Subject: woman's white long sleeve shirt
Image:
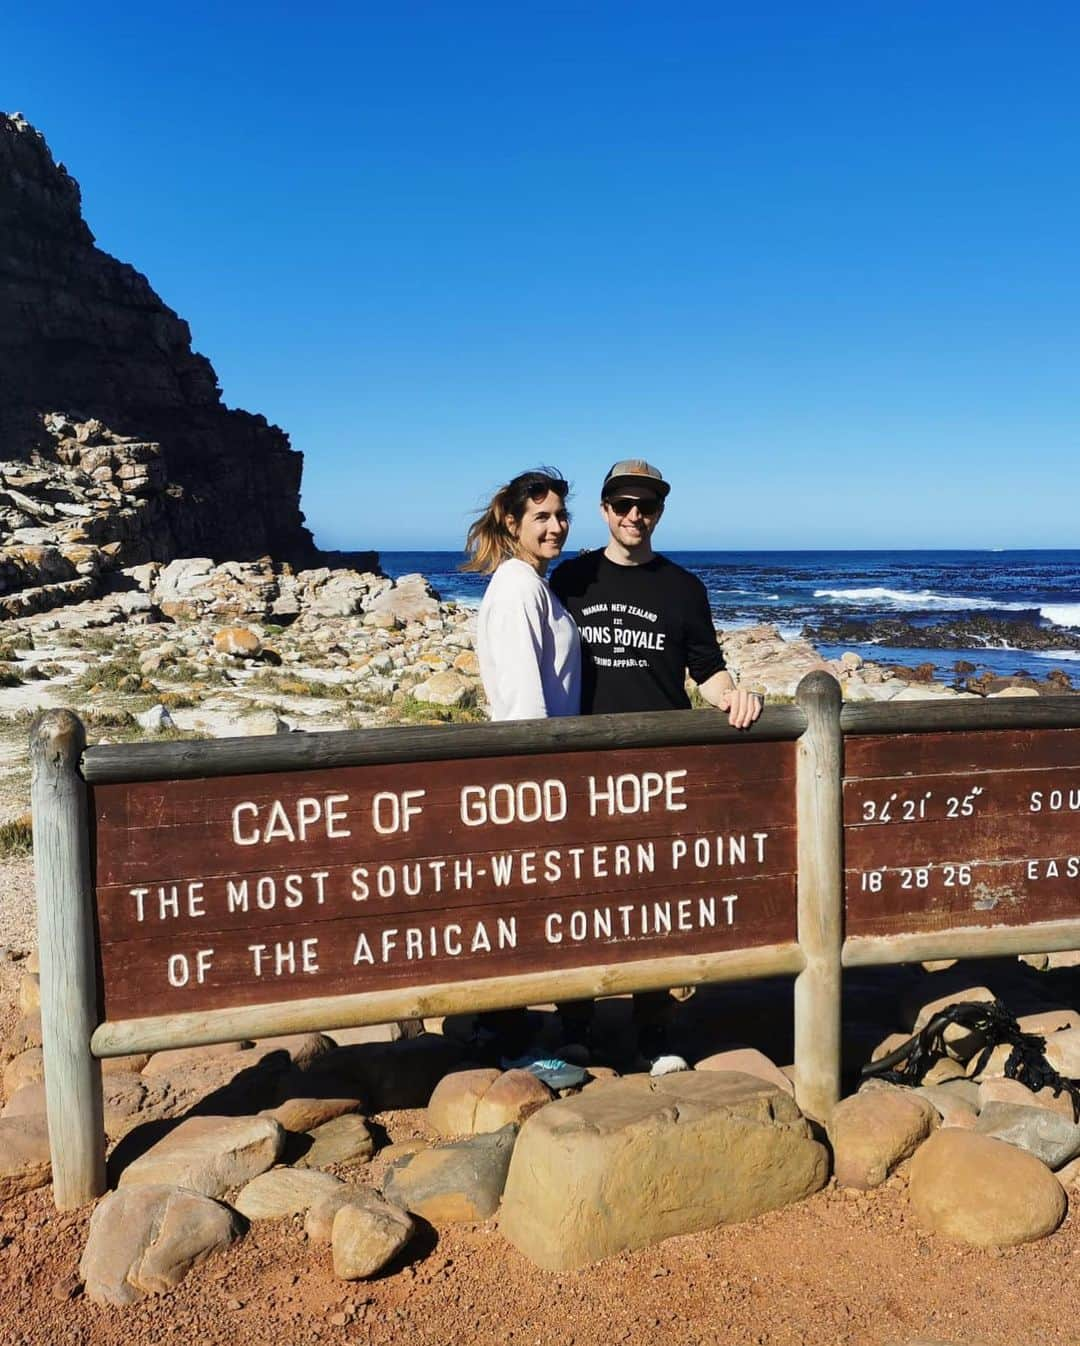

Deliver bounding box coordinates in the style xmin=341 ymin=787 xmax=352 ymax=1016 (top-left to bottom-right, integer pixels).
xmin=477 ymin=559 xmax=581 ymax=721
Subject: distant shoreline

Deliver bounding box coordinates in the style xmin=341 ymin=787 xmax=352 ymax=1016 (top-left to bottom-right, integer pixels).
xmin=378 ymin=549 xmax=1080 ymax=689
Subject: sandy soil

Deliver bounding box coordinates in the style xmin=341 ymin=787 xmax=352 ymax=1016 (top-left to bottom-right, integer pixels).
xmin=1 ymin=621 xmax=1076 ymax=1346
xmin=1 ymin=1115 xmax=1075 ymax=1346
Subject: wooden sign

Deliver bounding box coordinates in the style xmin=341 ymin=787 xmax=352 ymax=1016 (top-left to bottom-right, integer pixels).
xmin=92 ymin=741 xmax=798 ymax=1021
xmin=33 ymin=680 xmax=1080 ymax=1209
xmin=844 ymin=727 xmax=1080 ymax=939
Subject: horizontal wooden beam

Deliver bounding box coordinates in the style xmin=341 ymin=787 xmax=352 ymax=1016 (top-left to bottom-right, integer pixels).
xmin=89 ymin=941 xmax=806 ymax=1056
xmin=843 ymin=919 xmax=1080 ymax=967
xmin=840 ymin=695 xmax=1080 ymax=737
xmin=82 ymin=705 xmax=808 ymax=784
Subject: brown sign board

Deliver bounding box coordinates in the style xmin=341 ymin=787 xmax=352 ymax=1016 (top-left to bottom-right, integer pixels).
xmin=37 ymin=685 xmax=1080 ymax=1209
xmin=844 ymin=727 xmax=1080 ymax=938
xmin=91 ymin=741 xmax=798 ymax=1022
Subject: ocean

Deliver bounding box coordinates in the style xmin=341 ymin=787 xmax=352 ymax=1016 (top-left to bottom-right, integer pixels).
xmin=379 ymin=549 xmax=1080 ymax=688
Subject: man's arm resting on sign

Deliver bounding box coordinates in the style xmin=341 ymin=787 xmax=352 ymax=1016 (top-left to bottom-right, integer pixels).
xmin=697 ymin=669 xmax=763 ymax=729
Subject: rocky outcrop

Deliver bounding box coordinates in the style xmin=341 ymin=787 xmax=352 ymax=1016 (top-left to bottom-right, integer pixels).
xmin=804 ymin=614 xmax=1080 ymax=653
xmin=0 ymin=113 xmax=364 ymax=589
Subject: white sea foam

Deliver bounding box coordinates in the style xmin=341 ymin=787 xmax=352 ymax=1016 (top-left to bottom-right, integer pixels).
xmin=714 ymin=588 xmax=781 ymax=600
xmin=1030 ymin=648 xmax=1080 ymax=662
xmin=1041 ymin=604 xmax=1080 ymax=628
xmin=813 ymin=586 xmax=1031 ymax=612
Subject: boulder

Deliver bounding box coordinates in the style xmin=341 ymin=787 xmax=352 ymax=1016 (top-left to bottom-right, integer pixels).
xmin=304 ymin=572 xmax=374 ymax=618
xmin=912 ymin=1085 xmax=978 ymax=1130
xmin=79 ymin=1185 xmax=243 ymax=1306
xmin=102 ymin=1053 xmax=151 ymax=1076
xmin=427 ymin=1069 xmax=501 ymax=1135
xmin=276 ymin=1027 xmax=462 ymax=1114
xmin=233 ymin=1167 xmax=344 ymax=1220
xmin=247 ymin=1033 xmax=336 ymax=1071
xmin=974 ymin=1101 xmax=1080 ymax=1169
xmin=977 ymin=1076 xmax=1076 ymax=1119
xmin=366 ymin=574 xmax=440 ymax=626
xmin=0 ymin=1115 xmax=51 ymax=1197
xmin=830 ymin=1085 xmax=938 ymax=1189
xmin=1017 ymin=1009 xmax=1080 ymax=1036
xmin=117 ymin=1115 xmax=285 ymax=1198
xmin=1 ymin=1011 xmax=42 ymax=1064
xmin=326 ymin=1023 xmax=406 ymax=1047
xmin=141 ymin=1041 xmax=253 ymax=1077
xmin=694 ymin=1047 xmax=795 ymax=1096
xmin=869 ymin=1032 xmax=910 ymax=1062
xmin=383 ymin=1126 xmax=518 ymax=1222
xmin=267 ymin=1095 xmax=363 ymax=1133
xmin=910 ymin=1130 xmax=1066 ymax=1246
xmin=305 ymin=1185 xmax=380 ymax=1244
xmin=473 ymin=1070 xmax=553 ymax=1133
xmin=922 ymin=1057 xmax=967 ymax=1085
xmin=101 ymin=1071 xmax=151 ymax=1141
xmin=134 ymin=704 xmax=175 ymax=733
xmin=332 ymin=1196 xmax=414 ymax=1279
xmin=500 ymin=1071 xmax=828 ymax=1270
xmin=411 ymin=670 xmax=473 ymax=707
xmin=1044 ymin=1030 xmax=1080 ymax=1078
xmin=1 ymin=1080 xmax=45 ymax=1118
xmin=18 ymin=973 xmax=40 ymax=1014
xmin=379 ymin=1140 xmax=429 ymax=1165
xmin=296 ymin=1114 xmax=375 ymax=1168
xmin=905 ymin=984 xmax=996 ymax=1061
xmin=212 ymin=626 xmax=262 ymax=657
xmin=2 ymin=1047 xmax=44 ymax=1098
xmin=1055 ymin=1155 xmax=1080 ymax=1188
xmin=238 ymin=710 xmax=292 ymax=736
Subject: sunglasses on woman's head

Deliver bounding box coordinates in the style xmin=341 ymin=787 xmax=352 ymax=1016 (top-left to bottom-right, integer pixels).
xmin=607 ymin=495 xmax=661 ymax=518
xmin=527 ymin=478 xmax=568 ymax=501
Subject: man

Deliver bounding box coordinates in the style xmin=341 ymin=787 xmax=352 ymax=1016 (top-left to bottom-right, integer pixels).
xmin=550 ymin=459 xmax=762 ymax=1059
xmin=550 ymin=458 xmax=761 ymax=724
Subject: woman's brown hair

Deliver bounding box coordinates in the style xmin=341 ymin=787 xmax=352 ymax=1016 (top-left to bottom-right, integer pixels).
xmin=461 ymin=467 xmax=569 ymax=574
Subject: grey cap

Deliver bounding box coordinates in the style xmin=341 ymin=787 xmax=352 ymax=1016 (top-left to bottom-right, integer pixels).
xmin=601 ymin=459 xmax=671 ymax=500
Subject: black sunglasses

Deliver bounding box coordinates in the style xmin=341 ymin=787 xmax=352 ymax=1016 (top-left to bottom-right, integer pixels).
xmin=526 ymin=477 xmax=569 ymax=501
xmin=606 ymin=495 xmax=661 ymax=518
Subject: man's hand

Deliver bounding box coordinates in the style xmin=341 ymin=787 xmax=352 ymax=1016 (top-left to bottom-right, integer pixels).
xmin=716 ymin=687 xmax=763 ymax=730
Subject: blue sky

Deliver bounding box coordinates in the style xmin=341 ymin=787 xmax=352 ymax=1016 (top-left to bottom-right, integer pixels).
xmin=6 ymin=3 xmax=1079 ymax=550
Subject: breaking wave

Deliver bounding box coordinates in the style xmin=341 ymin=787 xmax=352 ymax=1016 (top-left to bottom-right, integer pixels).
xmin=813 ymin=586 xmax=1031 ymax=612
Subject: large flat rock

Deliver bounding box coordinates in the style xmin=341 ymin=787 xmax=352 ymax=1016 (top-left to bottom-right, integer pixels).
xmin=117 ymin=1115 xmax=285 ymax=1198
xmin=499 ymin=1071 xmax=828 ymax=1270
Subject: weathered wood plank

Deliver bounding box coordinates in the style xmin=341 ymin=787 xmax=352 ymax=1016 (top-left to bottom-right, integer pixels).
xmin=30 ymin=711 xmax=106 ymax=1208
xmin=793 ymin=671 xmax=844 ymax=1123
xmin=90 ymin=940 xmax=807 ymax=1057
xmin=841 ymin=698 xmax=1080 ymax=738
xmin=82 ymin=706 xmax=808 ymax=784
xmin=843 ymin=918 xmax=1080 ymax=968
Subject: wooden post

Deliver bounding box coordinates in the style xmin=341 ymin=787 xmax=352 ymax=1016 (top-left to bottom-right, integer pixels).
xmin=30 ymin=710 xmax=105 ymax=1208
xmin=793 ymin=672 xmax=844 ymax=1123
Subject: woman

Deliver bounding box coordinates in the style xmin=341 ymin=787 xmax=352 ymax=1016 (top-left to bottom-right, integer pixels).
xmin=464 ymin=467 xmax=581 ymax=721
xmin=463 ymin=468 xmax=581 ymax=1062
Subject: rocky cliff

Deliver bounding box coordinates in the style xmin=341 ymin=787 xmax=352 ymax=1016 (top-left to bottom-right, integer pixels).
xmin=0 ymin=112 xmax=350 ymax=582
